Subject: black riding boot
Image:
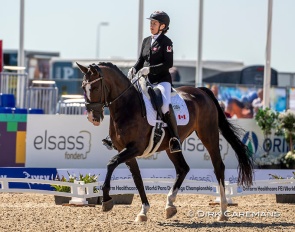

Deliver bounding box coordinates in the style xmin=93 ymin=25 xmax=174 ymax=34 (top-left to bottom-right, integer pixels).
xmin=164 ymin=105 xmax=182 ymax=153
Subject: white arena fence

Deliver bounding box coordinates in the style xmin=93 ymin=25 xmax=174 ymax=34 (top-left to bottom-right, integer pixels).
xmin=0 ymin=72 xmax=28 ymax=108
xmin=0 ymin=178 xmax=99 ymax=205
xmin=0 ymin=177 xmax=294 ymax=205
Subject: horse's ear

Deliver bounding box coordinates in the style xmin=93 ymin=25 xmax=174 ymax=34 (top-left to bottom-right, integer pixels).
xmin=76 ymin=62 xmax=88 ymax=74
xmin=89 ymin=64 xmax=98 ymax=75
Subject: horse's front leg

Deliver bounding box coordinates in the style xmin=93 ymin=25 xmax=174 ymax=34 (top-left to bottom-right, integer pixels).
xmin=102 ymin=147 xmax=137 ymax=212
xmin=165 ymin=150 xmax=190 ymax=219
xmin=125 ymin=158 xmax=150 ymax=222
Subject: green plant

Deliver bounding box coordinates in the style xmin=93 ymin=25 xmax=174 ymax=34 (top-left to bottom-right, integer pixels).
xmin=269 ymin=171 xmax=295 ymax=179
xmin=254 ymin=107 xmax=280 ymax=156
xmin=51 ymin=172 xmax=99 ymax=193
xmin=277 ymin=109 xmax=295 ymax=153
xmin=255 ymin=107 xmax=279 ymax=137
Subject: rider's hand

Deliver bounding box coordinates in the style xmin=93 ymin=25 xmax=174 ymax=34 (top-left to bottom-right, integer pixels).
xmin=138 ymin=67 xmax=150 ymax=77
xmin=127 ymin=67 xmax=136 ymax=80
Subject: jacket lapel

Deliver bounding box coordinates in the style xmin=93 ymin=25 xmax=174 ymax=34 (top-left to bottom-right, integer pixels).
xmin=151 ymin=33 xmax=164 ymax=48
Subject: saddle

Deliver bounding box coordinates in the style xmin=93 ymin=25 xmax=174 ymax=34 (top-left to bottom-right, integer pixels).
xmin=135 ymin=77 xmax=189 ymax=157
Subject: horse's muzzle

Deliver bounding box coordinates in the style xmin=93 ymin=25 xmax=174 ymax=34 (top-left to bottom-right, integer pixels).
xmin=85 ymin=102 xmax=105 ymax=126
xmin=87 ymin=111 xmax=101 ymax=126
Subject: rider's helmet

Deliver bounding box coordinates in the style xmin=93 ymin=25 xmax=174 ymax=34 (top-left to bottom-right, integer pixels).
xmin=147 ymin=11 xmax=170 ymax=33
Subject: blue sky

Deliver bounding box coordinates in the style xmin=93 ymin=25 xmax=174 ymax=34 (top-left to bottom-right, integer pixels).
xmin=1 ymin=0 xmax=295 ymax=72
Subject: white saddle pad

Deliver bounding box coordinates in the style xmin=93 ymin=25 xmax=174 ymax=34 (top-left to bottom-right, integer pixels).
xmin=133 ymin=75 xmax=189 ymax=127
xmin=142 ymin=93 xmax=189 ymax=126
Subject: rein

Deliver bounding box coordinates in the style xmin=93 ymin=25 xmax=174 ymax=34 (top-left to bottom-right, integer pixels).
xmin=82 ymin=73 xmax=141 ymax=108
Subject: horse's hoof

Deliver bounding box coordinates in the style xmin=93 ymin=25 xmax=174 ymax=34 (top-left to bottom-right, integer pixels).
xmin=166 ymin=206 xmax=177 ymax=219
xmin=102 ymin=199 xmax=114 ymax=212
xmin=135 ymin=214 xmax=148 ymax=222
xmin=218 ymin=215 xmax=228 ymax=221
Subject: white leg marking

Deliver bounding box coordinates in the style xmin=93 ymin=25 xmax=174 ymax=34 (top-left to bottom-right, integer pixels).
xmin=166 ymin=188 xmax=179 ymax=208
xmin=138 ymin=203 xmax=150 ymax=216
xmin=219 ymin=180 xmax=228 ymax=220
xmin=135 ymin=203 xmax=150 ymax=222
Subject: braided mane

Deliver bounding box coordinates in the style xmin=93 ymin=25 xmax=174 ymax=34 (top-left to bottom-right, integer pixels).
xmin=98 ymin=62 xmax=126 ymax=78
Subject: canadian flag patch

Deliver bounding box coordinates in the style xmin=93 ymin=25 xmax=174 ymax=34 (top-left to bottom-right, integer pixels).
xmin=178 ymin=115 xmax=186 ymax=120
xmin=167 ymin=46 xmax=172 ymax=52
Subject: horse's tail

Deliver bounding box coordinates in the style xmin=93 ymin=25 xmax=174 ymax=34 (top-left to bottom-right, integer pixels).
xmin=199 ymin=87 xmax=254 ymax=187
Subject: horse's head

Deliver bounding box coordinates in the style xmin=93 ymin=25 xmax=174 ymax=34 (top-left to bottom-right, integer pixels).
xmin=77 ymin=62 xmax=106 ymax=126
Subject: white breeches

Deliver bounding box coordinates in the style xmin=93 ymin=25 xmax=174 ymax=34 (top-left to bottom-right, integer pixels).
xmin=150 ymin=82 xmax=171 ymax=114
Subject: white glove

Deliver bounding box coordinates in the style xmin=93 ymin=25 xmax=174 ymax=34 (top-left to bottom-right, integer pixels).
xmin=138 ymin=67 xmax=150 ymax=77
xmin=127 ymin=67 xmax=136 ymax=80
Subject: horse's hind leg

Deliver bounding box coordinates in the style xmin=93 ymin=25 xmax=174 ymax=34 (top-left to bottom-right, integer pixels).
xmin=165 ymin=150 xmax=190 ymax=219
xmin=197 ymin=130 xmax=228 ymax=221
xmin=125 ymin=158 xmax=150 ymax=222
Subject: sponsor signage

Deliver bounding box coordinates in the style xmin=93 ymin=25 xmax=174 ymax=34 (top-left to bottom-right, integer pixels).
xmin=26 ymin=115 xmax=115 ymax=168
xmin=0 ymin=168 xmax=57 ymax=190
xmin=26 ymin=115 xmax=288 ymax=169
xmin=57 ymin=168 xmax=295 ymax=195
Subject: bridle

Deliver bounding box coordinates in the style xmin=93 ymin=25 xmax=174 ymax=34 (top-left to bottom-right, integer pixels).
xmin=82 ymin=64 xmax=143 ymax=120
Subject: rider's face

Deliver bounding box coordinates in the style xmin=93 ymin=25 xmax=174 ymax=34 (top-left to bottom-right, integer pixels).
xmin=150 ymin=20 xmax=164 ymax=35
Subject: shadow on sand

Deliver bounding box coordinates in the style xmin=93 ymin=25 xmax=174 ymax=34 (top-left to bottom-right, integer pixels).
xmin=157 ymin=221 xmax=295 ymax=230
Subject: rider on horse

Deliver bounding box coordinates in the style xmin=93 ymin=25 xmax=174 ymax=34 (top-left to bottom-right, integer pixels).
xmin=103 ymin=11 xmax=182 ymax=153
xmin=127 ymin=11 xmax=181 ymax=153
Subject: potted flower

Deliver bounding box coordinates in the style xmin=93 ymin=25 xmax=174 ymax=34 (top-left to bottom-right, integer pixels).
xmin=51 ymin=172 xmax=99 ymax=205
xmin=254 ymin=107 xmax=281 ymax=168
xmin=281 ymin=151 xmax=295 ymax=169
xmin=269 ymin=172 xmax=295 ymax=203
xmin=277 ymin=109 xmax=295 ymax=169
xmin=255 ymin=153 xmax=285 ymax=169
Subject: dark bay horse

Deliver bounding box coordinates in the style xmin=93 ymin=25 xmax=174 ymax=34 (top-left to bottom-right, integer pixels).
xmin=77 ymin=62 xmax=253 ymax=222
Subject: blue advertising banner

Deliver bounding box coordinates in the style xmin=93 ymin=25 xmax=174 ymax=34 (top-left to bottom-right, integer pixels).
xmin=0 ymin=168 xmax=57 ymax=190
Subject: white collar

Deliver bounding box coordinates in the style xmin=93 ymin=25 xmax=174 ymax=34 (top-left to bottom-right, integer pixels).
xmin=151 ymin=33 xmax=161 ymax=40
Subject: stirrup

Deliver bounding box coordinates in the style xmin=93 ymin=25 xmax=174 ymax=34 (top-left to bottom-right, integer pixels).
xmin=169 ymin=137 xmax=182 ymax=153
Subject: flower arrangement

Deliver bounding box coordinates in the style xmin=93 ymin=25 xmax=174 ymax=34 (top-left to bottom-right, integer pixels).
xmin=277 ymin=110 xmax=295 ymax=150
xmin=255 ymin=153 xmax=285 ymax=167
xmin=255 ymin=107 xmax=280 ymax=138
xmin=254 ymin=107 xmax=280 ymax=157
xmin=281 ymin=151 xmax=295 ymax=168
xmin=254 ymin=108 xmax=295 ymax=168
xmin=51 ymin=172 xmax=99 ymax=193
xmin=254 ymin=108 xmax=281 ymax=167
xmin=269 ymin=172 xmax=295 ymax=203
xmin=269 ymin=171 xmax=295 ymax=179
xmin=277 ymin=109 xmax=295 ymax=169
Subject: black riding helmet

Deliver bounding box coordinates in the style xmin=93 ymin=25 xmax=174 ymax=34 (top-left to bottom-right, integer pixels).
xmin=147 ymin=11 xmax=170 ymax=33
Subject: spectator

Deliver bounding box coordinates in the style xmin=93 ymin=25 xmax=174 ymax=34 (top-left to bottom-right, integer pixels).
xmin=219 ymin=101 xmax=231 ymax=118
xmin=211 ymin=84 xmax=221 ymax=100
xmin=252 ymin=88 xmax=264 ymax=114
